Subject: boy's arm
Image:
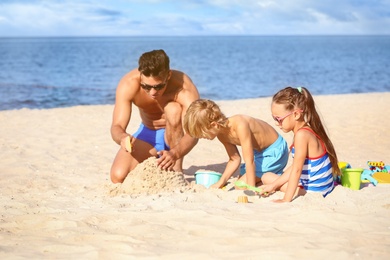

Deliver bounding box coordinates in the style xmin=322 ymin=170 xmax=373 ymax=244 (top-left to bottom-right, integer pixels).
xmin=235 ymin=120 xmax=256 ymax=186
xmin=211 ymin=141 xmax=241 ymax=188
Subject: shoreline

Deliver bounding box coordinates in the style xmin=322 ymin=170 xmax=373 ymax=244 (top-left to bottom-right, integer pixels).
xmin=1 ymin=91 xmax=389 ymax=112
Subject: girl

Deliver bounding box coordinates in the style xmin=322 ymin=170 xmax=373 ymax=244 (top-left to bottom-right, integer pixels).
xmin=183 ymin=99 xmax=289 ymax=189
xmin=260 ymin=87 xmax=340 ymax=202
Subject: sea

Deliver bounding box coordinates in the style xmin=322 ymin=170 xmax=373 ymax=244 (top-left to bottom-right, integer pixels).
xmin=0 ymin=35 xmax=389 ymax=110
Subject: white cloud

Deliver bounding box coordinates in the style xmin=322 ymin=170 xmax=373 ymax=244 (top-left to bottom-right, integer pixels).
xmin=0 ymin=0 xmax=388 ymax=36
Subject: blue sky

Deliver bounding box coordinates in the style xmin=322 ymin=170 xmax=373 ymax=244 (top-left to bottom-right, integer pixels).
xmin=0 ymin=0 xmax=389 ymax=37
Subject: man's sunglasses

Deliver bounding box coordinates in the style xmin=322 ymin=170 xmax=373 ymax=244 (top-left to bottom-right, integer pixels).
xmin=140 ymin=82 xmax=167 ymax=91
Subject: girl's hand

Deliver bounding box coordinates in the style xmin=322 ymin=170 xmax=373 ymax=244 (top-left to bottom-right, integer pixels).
xmin=259 ymin=184 xmax=275 ymax=197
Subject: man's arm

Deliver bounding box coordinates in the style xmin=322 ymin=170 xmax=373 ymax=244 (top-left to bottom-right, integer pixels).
xmin=157 ymin=73 xmax=199 ymax=169
xmin=167 ymin=132 xmax=198 ymax=160
xmin=169 ymin=73 xmax=199 ymax=155
xmin=110 ymin=74 xmax=136 ymax=147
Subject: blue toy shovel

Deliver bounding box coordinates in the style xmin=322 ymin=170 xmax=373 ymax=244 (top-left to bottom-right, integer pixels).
xmin=361 ymin=169 xmax=378 ymax=186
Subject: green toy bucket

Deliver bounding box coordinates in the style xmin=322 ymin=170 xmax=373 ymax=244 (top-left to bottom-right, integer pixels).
xmin=341 ymin=168 xmax=363 ymax=190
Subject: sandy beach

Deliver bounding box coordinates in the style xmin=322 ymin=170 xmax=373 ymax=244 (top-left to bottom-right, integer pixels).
xmin=1 ymin=92 xmax=390 ymax=259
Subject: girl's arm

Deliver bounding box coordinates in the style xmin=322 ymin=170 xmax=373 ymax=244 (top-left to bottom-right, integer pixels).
xmin=281 ymin=131 xmax=308 ymax=202
xmin=210 ymin=141 xmax=241 ymax=188
xmin=267 ymin=166 xmax=291 ymax=190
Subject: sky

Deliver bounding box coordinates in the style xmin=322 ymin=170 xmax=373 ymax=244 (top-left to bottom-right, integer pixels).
xmin=0 ymin=0 xmax=389 ymax=37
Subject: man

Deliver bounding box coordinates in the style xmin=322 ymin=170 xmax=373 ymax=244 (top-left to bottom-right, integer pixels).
xmin=110 ymin=49 xmax=199 ymax=183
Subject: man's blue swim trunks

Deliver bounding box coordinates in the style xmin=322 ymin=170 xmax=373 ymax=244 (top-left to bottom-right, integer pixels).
xmin=132 ymin=123 xmax=170 ymax=151
xmin=240 ymin=134 xmax=289 ymax=178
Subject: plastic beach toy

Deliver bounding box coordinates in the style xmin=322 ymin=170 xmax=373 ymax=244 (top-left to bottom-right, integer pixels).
xmin=337 ymin=161 xmax=351 ymax=184
xmin=361 ymin=169 xmax=378 ymax=186
xmin=125 ymin=136 xmax=132 ymax=152
xmin=341 ymin=168 xmax=364 ymax=190
xmin=367 ymin=161 xmax=390 ymax=183
xmin=338 ymin=160 xmax=390 ymax=187
xmin=195 ymin=170 xmax=222 ymax=188
xmin=338 ymin=161 xmax=351 ymax=170
xmin=373 ymin=172 xmax=390 ymax=183
xmin=234 ymin=180 xmax=263 ymax=193
xmin=237 ymin=195 xmax=249 ymax=203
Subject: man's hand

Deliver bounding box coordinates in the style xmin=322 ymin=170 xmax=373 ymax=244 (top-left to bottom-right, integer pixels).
xmin=120 ymin=134 xmax=133 ymax=153
xmin=156 ymin=150 xmax=177 ymax=171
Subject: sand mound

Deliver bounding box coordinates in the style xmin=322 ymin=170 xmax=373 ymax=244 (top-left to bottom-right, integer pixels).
xmin=109 ymin=157 xmax=193 ymax=196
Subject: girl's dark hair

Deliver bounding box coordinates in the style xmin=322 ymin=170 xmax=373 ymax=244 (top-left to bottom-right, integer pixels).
xmin=273 ymin=86 xmax=340 ymax=177
xmin=138 ymin=49 xmax=170 ymax=79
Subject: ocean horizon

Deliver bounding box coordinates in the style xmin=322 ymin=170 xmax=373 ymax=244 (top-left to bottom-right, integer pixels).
xmin=0 ymin=35 xmax=389 ymax=110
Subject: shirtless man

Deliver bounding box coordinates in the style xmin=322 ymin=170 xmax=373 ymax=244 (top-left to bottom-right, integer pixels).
xmin=110 ymin=49 xmax=199 ymax=183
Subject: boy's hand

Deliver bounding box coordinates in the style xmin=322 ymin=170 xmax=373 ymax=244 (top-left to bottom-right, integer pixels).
xmin=210 ymin=180 xmax=224 ymax=189
xmin=272 ymin=199 xmax=287 ymax=203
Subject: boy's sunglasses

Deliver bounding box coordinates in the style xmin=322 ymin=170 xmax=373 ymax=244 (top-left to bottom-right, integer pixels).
xmin=140 ymin=82 xmax=167 ymax=91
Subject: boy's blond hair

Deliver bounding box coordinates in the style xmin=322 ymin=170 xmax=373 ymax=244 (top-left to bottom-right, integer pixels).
xmin=183 ymin=99 xmax=228 ymax=138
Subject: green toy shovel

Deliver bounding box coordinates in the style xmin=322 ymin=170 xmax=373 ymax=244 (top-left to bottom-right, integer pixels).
xmin=234 ymin=180 xmax=263 ymax=193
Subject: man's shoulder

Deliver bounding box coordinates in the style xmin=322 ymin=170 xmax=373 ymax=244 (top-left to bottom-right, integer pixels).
xmin=118 ymin=69 xmax=140 ymax=88
xmin=171 ymin=69 xmax=186 ymax=76
xmin=121 ymin=68 xmax=140 ymax=81
xmin=116 ymin=69 xmax=141 ymax=100
xmin=168 ymin=70 xmax=198 ymax=98
xmin=171 ymin=70 xmax=193 ymax=84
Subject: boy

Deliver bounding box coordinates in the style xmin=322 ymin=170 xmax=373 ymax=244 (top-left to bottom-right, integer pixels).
xmin=183 ymin=99 xmax=289 ymax=188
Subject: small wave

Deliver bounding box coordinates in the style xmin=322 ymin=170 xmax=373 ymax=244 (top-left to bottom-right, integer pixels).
xmin=0 ymin=83 xmax=115 ymax=110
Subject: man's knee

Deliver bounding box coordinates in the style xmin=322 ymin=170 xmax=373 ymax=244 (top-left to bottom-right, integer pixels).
xmin=164 ymin=102 xmax=182 ymax=124
xmin=110 ymin=166 xmax=128 ymax=183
